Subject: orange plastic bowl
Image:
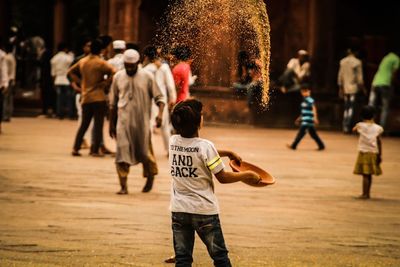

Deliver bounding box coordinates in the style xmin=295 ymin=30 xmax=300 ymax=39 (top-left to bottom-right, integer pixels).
xmin=229 ymin=160 xmax=276 ymax=187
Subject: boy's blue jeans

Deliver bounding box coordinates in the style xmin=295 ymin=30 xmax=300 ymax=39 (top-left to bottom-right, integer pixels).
xmin=172 ymin=212 xmax=232 ymax=267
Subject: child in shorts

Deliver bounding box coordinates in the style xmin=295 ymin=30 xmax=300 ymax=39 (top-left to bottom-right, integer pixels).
xmin=287 ymin=85 xmax=325 ymax=150
xmin=169 ymin=99 xmax=260 ymax=266
xmin=353 ymin=105 xmax=383 ymax=199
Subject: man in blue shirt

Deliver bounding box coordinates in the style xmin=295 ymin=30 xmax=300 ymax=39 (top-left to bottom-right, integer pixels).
xmin=288 ymin=85 xmax=325 ymax=150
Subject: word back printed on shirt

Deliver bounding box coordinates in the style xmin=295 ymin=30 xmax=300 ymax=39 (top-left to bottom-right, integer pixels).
xmin=171 ymin=145 xmax=199 ymax=178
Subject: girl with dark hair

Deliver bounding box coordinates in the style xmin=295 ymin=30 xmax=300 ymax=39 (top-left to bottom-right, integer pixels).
xmin=352 ymin=105 xmax=384 ymax=199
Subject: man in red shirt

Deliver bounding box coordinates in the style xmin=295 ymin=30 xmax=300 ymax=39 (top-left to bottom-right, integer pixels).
xmin=172 ymin=46 xmax=192 ymax=103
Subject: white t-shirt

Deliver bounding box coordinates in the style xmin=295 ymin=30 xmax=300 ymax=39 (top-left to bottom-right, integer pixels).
xmin=356 ymin=122 xmax=384 ymax=153
xmin=51 ymin=51 xmax=74 ymax=85
xmin=169 ymin=135 xmax=225 ymax=215
xmin=287 ymin=58 xmax=310 ymax=80
xmin=107 ymin=53 xmax=125 ymax=71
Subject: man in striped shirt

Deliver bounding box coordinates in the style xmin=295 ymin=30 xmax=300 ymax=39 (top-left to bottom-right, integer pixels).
xmin=288 ymin=85 xmax=325 ymax=150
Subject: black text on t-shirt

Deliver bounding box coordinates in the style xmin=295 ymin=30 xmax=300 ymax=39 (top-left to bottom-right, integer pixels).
xmin=171 ymin=154 xmax=198 ymax=178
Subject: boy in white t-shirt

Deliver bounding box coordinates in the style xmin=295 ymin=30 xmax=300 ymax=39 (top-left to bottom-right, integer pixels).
xmin=353 ymin=105 xmax=383 ymax=199
xmin=169 ymin=99 xmax=260 ymax=266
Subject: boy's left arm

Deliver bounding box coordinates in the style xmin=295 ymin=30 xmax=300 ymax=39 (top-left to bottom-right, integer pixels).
xmin=313 ymin=104 xmax=320 ymax=125
xmin=218 ymin=150 xmax=242 ymax=163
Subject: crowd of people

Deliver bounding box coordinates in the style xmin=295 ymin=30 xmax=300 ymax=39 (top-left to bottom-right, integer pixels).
xmin=0 ymin=31 xmax=198 ymax=192
xmin=62 ymin=35 xmax=195 ymax=194
xmin=0 ymin=27 xmax=398 ymax=264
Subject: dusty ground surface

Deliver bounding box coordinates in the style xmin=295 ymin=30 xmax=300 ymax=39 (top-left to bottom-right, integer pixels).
xmin=0 ymin=118 xmax=399 ymax=266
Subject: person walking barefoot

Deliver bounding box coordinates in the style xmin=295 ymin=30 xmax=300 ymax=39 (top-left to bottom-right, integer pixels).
xmin=353 ymin=105 xmax=384 ymax=199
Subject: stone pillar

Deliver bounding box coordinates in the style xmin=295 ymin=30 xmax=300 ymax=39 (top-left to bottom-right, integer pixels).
xmin=0 ymin=0 xmax=11 ymax=38
xmin=307 ymin=0 xmax=317 ymax=56
xmin=104 ymin=0 xmax=141 ymax=42
xmin=99 ymin=0 xmax=110 ymax=35
xmin=309 ymin=0 xmax=336 ymax=92
xmin=53 ymin=0 xmax=67 ymax=50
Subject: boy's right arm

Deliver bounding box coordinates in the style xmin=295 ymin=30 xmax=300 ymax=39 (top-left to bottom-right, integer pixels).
xmin=215 ymin=169 xmax=260 ymax=185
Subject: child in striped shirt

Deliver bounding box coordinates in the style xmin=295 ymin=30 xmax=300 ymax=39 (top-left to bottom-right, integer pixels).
xmin=288 ymin=85 xmax=325 ymax=150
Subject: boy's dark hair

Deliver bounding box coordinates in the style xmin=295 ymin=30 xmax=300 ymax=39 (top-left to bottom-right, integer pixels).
xmin=5 ymin=42 xmax=13 ymax=53
xmin=361 ymin=105 xmax=375 ymax=120
xmin=98 ymin=35 xmax=112 ymax=49
xmin=300 ymin=83 xmax=311 ymax=91
xmin=80 ymin=37 xmax=92 ymax=47
xmin=90 ymin=39 xmax=103 ymax=55
xmin=173 ymin=45 xmax=191 ymax=61
xmin=57 ymin=42 xmax=68 ymax=52
xmin=126 ymin=42 xmax=140 ymax=51
xmin=171 ymin=99 xmax=203 ymax=138
xmin=143 ymin=45 xmax=158 ymax=61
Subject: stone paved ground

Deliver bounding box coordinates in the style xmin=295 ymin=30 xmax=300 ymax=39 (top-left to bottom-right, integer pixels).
xmin=0 ymin=118 xmax=399 ymax=266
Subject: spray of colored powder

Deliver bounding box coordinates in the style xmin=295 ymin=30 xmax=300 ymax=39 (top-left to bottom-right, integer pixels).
xmin=157 ymin=0 xmax=271 ymax=107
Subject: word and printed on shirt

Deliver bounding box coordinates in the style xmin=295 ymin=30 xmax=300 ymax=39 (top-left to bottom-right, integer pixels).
xmin=171 ymin=145 xmax=199 ymax=178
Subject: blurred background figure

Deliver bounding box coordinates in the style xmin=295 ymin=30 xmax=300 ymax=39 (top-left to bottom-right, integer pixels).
xmin=51 ymin=42 xmax=74 ymax=119
xmin=68 ymin=39 xmax=115 ymax=157
xmin=232 ymin=50 xmax=252 ymax=93
xmin=2 ymin=42 xmax=17 ymax=122
xmin=0 ymin=38 xmax=9 ymax=134
xmin=99 ymin=35 xmax=113 ymax=60
xmin=38 ymin=41 xmax=56 ymax=117
xmin=279 ymin=49 xmax=311 ymax=94
xmin=338 ymin=47 xmax=365 ymax=134
xmin=71 ymin=38 xmax=92 ymax=149
xmin=368 ymin=50 xmax=400 ymax=128
xmin=143 ymin=45 xmax=176 ymax=156
xmin=107 ymin=40 xmax=126 ymax=71
xmin=172 ymin=46 xmax=192 ymax=104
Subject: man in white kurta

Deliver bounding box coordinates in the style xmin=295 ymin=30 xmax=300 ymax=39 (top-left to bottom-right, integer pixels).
xmin=109 ymin=49 xmax=165 ymax=194
xmin=143 ymin=45 xmax=176 ymax=154
xmin=107 ymin=40 xmax=126 ymax=71
xmin=338 ymin=48 xmax=364 ymax=133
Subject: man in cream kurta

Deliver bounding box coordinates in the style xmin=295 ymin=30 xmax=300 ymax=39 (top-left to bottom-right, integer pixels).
xmin=338 ymin=48 xmax=364 ymax=133
xmin=109 ymin=49 xmax=165 ymax=194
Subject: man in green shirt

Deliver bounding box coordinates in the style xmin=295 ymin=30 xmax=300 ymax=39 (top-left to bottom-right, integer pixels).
xmin=369 ymin=51 xmax=400 ymax=128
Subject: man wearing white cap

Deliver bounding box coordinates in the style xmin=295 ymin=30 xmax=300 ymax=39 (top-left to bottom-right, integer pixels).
xmin=279 ymin=49 xmax=311 ymax=93
xmin=107 ymin=40 xmax=126 ymax=71
xmin=109 ymin=49 xmax=165 ymax=194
